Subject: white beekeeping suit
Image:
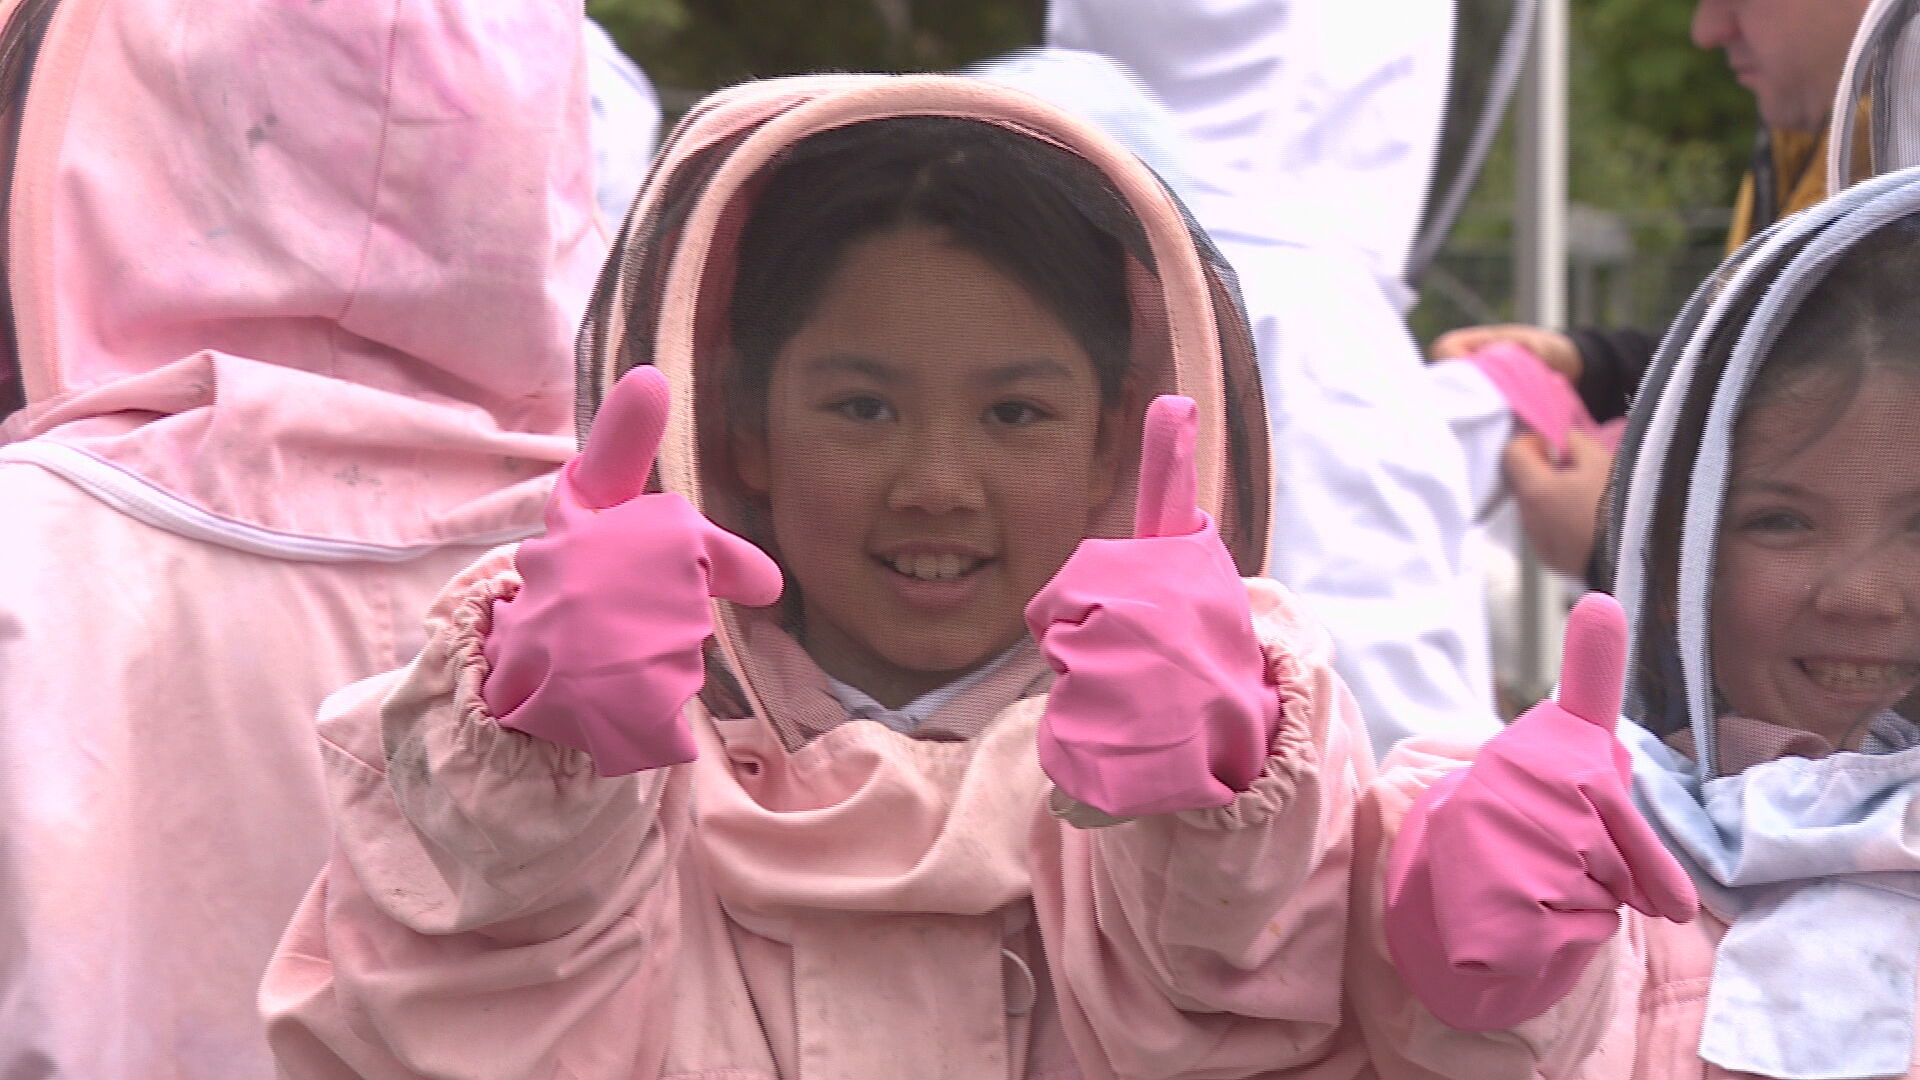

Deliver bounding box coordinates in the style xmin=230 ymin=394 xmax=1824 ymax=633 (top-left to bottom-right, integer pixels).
xmin=584 ymin=17 xmax=662 ymax=226
xmin=1049 ymin=0 xmax=1449 ymax=300
xmin=0 ymin=1 xmax=605 ymax=1075
xmin=1030 ymin=0 xmax=1501 ymax=753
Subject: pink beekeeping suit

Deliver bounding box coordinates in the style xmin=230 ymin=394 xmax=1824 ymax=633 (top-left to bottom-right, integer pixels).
xmin=261 ymin=75 xmax=1379 ymax=1080
xmin=0 ymin=1 xmax=604 ymax=1076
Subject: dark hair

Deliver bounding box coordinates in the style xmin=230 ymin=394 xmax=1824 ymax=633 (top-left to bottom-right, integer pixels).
xmin=726 ymin=115 xmax=1148 ymax=424
xmin=1748 ymin=214 xmax=1920 ymax=417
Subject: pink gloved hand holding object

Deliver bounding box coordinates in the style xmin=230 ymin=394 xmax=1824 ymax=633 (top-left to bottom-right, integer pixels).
xmin=1463 ymin=342 xmax=1625 ymax=462
xmin=1026 ymin=395 xmax=1279 ymax=820
xmin=482 ymin=365 xmax=784 ymax=776
xmin=1383 ymin=593 xmax=1697 ymax=1030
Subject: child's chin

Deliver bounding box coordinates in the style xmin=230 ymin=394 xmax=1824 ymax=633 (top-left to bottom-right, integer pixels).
xmin=873 ymin=633 xmax=1009 ymax=681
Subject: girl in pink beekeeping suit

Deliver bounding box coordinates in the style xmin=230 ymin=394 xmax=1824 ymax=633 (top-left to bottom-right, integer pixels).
xmin=263 ymin=75 xmax=1378 ymax=1080
xmin=1352 ymin=169 xmax=1920 ymax=1079
xmin=0 ymin=1 xmax=608 ymax=1076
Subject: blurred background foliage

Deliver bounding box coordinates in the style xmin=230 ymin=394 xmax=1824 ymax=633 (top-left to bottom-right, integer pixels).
xmin=1417 ymin=0 xmax=1758 ymax=338
xmin=589 ymin=0 xmax=1760 ymax=337
xmin=1453 ymin=0 xmax=1755 ymax=246
xmin=588 ymin=0 xmax=1041 ymax=103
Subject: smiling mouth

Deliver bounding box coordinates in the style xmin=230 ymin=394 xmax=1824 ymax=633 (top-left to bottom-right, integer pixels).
xmin=879 ymin=553 xmax=991 ymax=583
xmin=1798 ymin=660 xmax=1920 ymax=695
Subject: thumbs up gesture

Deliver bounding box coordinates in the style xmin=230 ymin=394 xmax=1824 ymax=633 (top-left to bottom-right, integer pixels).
xmin=482 ymin=366 xmax=784 ymax=776
xmin=1025 ymin=396 xmax=1279 ymax=820
xmin=1383 ymin=593 xmax=1697 ymax=1031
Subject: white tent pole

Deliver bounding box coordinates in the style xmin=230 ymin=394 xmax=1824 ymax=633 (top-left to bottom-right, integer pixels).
xmin=1514 ymin=0 xmax=1570 ymax=699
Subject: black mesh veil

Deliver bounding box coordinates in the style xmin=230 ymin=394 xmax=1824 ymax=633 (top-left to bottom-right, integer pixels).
xmin=571 ymin=76 xmax=1272 ymax=737
xmin=577 ymin=88 xmax=1267 ymax=572
xmin=1601 ymin=167 xmax=1920 ymax=777
xmin=1596 ymin=220 xmax=1819 ymax=742
xmin=1404 ymin=0 xmax=1533 ymax=288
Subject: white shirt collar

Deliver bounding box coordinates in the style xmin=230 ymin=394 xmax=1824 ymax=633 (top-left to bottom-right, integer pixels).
xmin=823 ymin=646 xmax=1020 ymax=735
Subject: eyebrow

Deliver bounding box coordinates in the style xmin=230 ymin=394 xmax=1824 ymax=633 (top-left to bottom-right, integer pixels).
xmin=800 ymin=354 xmax=1081 ymax=386
xmin=1727 ymin=478 xmax=1920 ymax=510
xmin=803 ymin=354 xmax=898 ymax=383
xmin=982 ymin=358 xmax=1079 ymax=386
xmin=1729 ymin=479 xmax=1819 ymax=500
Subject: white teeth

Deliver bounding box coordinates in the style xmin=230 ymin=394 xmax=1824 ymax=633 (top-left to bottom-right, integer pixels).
xmin=885 ymin=554 xmax=980 ymax=582
xmin=1802 ymin=661 xmax=1920 ymax=693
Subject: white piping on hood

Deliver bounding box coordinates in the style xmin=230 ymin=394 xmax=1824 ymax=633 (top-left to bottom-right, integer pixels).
xmin=1610 ymin=166 xmax=1920 ymax=775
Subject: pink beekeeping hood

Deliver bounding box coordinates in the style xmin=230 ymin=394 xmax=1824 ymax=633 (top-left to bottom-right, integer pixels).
xmin=0 ymin=0 xmax=605 ymax=551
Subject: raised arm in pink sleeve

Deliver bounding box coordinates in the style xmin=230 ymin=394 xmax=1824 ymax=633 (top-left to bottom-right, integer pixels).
xmin=1382 ymin=594 xmax=1693 ymax=1033
xmin=1031 ymin=576 xmax=1376 ymax=1079
xmin=1025 ymin=396 xmax=1281 ymax=819
xmin=1348 ymin=733 xmax=1653 ymax=1080
xmin=262 ymin=548 xmax=690 ymax=1080
xmin=1345 ymin=596 xmax=1691 ymax=1079
xmin=484 ymin=365 xmax=782 ymax=776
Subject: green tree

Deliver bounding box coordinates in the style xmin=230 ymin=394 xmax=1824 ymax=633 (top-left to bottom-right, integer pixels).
xmin=1453 ymin=0 xmax=1756 ymax=246
xmin=1416 ymin=0 xmax=1759 ymax=339
xmin=588 ymin=0 xmax=1041 ymax=98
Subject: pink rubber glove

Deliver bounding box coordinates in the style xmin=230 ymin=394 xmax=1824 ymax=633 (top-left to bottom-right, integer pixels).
xmin=482 ymin=366 xmax=784 ymax=776
xmin=1463 ymin=342 xmax=1624 ymax=463
xmin=1026 ymin=395 xmax=1279 ymax=820
xmin=1383 ymin=593 xmax=1697 ymax=1031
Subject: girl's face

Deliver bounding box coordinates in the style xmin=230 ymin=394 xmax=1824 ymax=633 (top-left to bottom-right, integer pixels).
xmin=736 ymin=225 xmax=1121 ymax=708
xmin=1711 ymin=368 xmax=1920 ymax=748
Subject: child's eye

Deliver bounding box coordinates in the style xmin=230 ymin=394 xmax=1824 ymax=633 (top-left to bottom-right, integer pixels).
xmin=986 ymin=401 xmax=1050 ymax=427
xmin=829 ymin=395 xmax=895 ymax=423
xmin=1737 ymin=509 xmax=1813 ymax=535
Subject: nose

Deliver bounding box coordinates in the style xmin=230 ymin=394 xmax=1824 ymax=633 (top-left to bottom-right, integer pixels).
xmin=885 ymin=424 xmax=986 ymax=515
xmin=1691 ymin=0 xmax=1734 ymax=50
xmin=1811 ymin=544 xmax=1917 ymax=624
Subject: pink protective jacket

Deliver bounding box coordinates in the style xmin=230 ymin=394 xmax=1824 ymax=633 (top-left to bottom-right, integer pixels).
xmin=262 ymin=75 xmax=1378 ymax=1080
xmin=1348 ymin=736 xmax=1920 ymax=1080
xmin=0 ymin=1 xmax=603 ymax=1077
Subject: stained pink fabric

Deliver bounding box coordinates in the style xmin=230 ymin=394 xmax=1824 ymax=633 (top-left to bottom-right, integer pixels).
xmin=485 ymin=366 xmax=784 ymax=775
xmin=264 ymin=550 xmax=1374 ymax=1080
xmin=1 ymin=0 xmax=602 ymax=544
xmin=1382 ymin=594 xmax=1696 ymax=1032
xmin=1028 ymin=395 xmax=1280 ymax=818
xmin=1462 ymin=343 xmax=1625 ymax=462
xmin=0 ymin=2 xmax=601 ymax=1077
xmin=0 ymin=468 xmax=496 ymax=1080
